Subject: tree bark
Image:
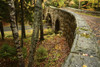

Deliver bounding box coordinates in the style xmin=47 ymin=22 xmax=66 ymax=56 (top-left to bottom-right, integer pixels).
xmin=0 ymin=22 xmax=4 ymax=40
xmin=28 ymin=0 xmax=43 ymax=67
xmin=79 ymin=0 xmax=81 ymax=9
xmin=40 ymin=14 xmax=44 ymax=41
xmin=21 ymin=0 xmax=26 ymax=39
xmin=98 ymin=0 xmax=100 ymax=8
xmin=15 ymin=0 xmax=18 ymax=29
xmin=8 ymin=0 xmax=24 ymax=67
xmin=34 ymin=0 xmax=35 ymax=5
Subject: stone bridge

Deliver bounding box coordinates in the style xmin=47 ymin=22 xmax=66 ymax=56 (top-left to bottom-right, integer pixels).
xmin=44 ymin=6 xmax=100 ymax=67
xmin=44 ymin=6 xmax=76 ymax=48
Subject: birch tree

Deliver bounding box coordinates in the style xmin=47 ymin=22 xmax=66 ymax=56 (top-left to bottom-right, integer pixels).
xmin=8 ymin=0 xmax=24 ymax=67
xmin=28 ymin=0 xmax=43 ymax=67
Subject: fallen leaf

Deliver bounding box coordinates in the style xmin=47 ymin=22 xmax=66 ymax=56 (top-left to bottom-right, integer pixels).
xmin=82 ymin=53 xmax=88 ymax=56
xmin=83 ymin=65 xmax=87 ymax=67
xmin=90 ymin=55 xmax=93 ymax=58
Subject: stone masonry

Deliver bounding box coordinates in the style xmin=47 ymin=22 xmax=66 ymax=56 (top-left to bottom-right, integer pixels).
xmin=44 ymin=6 xmax=76 ymax=47
xmin=44 ymin=6 xmax=100 ymax=67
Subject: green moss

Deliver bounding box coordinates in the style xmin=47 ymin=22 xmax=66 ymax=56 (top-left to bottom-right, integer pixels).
xmin=80 ymin=27 xmax=88 ymax=31
xmin=76 ymin=27 xmax=80 ymax=34
xmin=80 ymin=33 xmax=90 ymax=38
xmin=42 ymin=20 xmax=47 ymax=24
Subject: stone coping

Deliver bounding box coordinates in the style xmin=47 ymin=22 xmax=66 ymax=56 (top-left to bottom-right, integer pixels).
xmin=60 ymin=8 xmax=100 ymax=67
xmin=66 ymin=7 xmax=100 ymax=16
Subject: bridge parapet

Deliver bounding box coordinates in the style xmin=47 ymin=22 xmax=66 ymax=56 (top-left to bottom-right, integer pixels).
xmin=61 ymin=9 xmax=100 ymax=67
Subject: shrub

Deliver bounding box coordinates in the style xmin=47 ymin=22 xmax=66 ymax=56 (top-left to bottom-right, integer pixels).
xmin=70 ymin=0 xmax=79 ymax=8
xmin=0 ymin=43 xmax=27 ymax=60
xmin=71 ymin=4 xmax=79 ymax=9
xmin=0 ymin=43 xmax=17 ymax=59
xmin=44 ymin=0 xmax=66 ymax=7
xmin=44 ymin=28 xmax=54 ymax=35
xmin=36 ymin=46 xmax=48 ymax=62
xmin=22 ymin=47 xmax=27 ymax=58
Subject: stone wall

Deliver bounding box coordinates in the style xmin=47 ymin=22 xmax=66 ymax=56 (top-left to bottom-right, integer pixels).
xmin=61 ymin=8 xmax=100 ymax=67
xmin=44 ymin=6 xmax=77 ymax=48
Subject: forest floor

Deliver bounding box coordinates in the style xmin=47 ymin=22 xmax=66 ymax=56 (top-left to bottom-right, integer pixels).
xmin=76 ymin=12 xmax=100 ymax=45
xmin=0 ymin=28 xmax=70 ymax=67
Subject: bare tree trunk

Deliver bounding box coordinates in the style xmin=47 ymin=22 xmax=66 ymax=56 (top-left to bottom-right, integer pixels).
xmin=21 ymin=0 xmax=25 ymax=47
xmin=40 ymin=22 xmax=44 ymax=41
xmin=21 ymin=0 xmax=26 ymax=39
xmin=40 ymin=14 xmax=44 ymax=41
xmin=0 ymin=22 xmax=4 ymax=40
xmin=15 ymin=0 xmax=18 ymax=29
xmin=79 ymin=0 xmax=81 ymax=9
xmin=28 ymin=0 xmax=43 ymax=67
xmin=8 ymin=0 xmax=24 ymax=67
xmin=98 ymin=0 xmax=100 ymax=8
xmin=34 ymin=0 xmax=35 ymax=5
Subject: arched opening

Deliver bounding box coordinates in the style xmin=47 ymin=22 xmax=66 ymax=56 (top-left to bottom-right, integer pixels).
xmin=46 ymin=13 xmax=52 ymax=27
xmin=55 ymin=19 xmax=60 ymax=34
xmin=43 ymin=14 xmax=45 ymax=20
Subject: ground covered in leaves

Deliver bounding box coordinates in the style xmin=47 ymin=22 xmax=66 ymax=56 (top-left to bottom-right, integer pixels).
xmin=35 ymin=35 xmax=70 ymax=67
xmin=25 ymin=34 xmax=70 ymax=67
xmin=0 ymin=33 xmax=70 ymax=67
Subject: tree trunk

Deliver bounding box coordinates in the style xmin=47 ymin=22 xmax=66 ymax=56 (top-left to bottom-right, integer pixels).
xmin=21 ymin=0 xmax=25 ymax=47
xmin=79 ymin=0 xmax=81 ymax=9
xmin=28 ymin=0 xmax=43 ymax=67
xmin=40 ymin=14 xmax=44 ymax=41
xmin=8 ymin=0 xmax=24 ymax=67
xmin=34 ymin=0 xmax=35 ymax=5
xmin=21 ymin=0 xmax=26 ymax=39
xmin=0 ymin=22 xmax=4 ymax=40
xmin=98 ymin=0 xmax=100 ymax=8
xmin=15 ymin=0 xmax=18 ymax=29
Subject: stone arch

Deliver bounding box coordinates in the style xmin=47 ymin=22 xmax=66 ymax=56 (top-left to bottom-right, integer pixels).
xmin=55 ymin=19 xmax=60 ymax=34
xmin=46 ymin=13 xmax=52 ymax=27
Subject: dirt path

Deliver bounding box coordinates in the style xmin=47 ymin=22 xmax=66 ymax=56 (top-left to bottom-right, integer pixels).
xmin=77 ymin=13 xmax=100 ymax=45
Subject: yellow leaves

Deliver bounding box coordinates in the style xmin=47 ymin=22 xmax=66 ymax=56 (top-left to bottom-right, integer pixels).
xmin=90 ymin=55 xmax=94 ymax=58
xmin=57 ymin=34 xmax=60 ymax=36
xmin=42 ymin=20 xmax=46 ymax=23
xmin=83 ymin=65 xmax=87 ymax=67
xmin=55 ymin=45 xmax=62 ymax=50
xmin=81 ymin=33 xmax=90 ymax=38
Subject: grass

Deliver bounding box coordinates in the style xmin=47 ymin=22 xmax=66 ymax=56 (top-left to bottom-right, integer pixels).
xmin=0 ymin=29 xmax=33 ymax=38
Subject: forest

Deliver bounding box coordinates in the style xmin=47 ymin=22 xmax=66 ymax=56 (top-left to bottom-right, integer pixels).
xmin=0 ymin=0 xmax=100 ymax=67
